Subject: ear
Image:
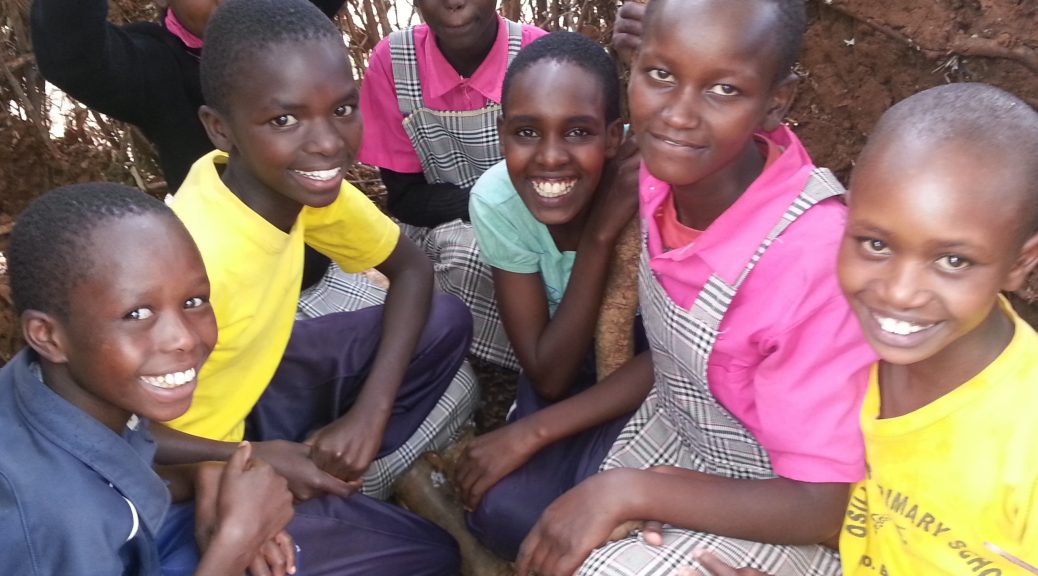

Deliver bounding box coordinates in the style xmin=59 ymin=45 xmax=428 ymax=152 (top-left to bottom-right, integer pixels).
xmin=21 ymin=310 xmax=69 ymax=364
xmin=604 ymin=119 xmax=625 ymax=159
xmin=198 ymin=105 xmax=234 ymax=152
xmin=1003 ymin=231 xmax=1038 ymax=293
xmin=760 ymin=73 xmax=799 ymax=132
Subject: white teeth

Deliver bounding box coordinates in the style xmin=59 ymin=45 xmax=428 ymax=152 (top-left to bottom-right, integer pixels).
xmin=141 ymin=368 xmax=196 ymax=389
xmin=876 ymin=315 xmax=932 ymax=336
xmin=293 ymin=168 xmax=341 ymax=181
xmin=532 ymin=179 xmax=576 ymax=198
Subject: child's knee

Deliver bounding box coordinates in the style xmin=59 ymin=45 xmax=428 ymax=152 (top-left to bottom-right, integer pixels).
xmin=427 ymin=292 xmax=474 ymax=346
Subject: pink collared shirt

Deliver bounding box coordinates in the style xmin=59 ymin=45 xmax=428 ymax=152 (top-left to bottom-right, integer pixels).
xmin=641 ymin=126 xmax=876 ymax=483
xmin=358 ymin=16 xmax=546 ymax=173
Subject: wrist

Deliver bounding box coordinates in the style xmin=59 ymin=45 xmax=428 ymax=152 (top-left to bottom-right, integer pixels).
xmin=196 ymin=527 xmax=251 ymax=575
xmin=596 ymin=468 xmax=649 ymax=522
xmin=513 ymin=416 xmax=553 ymax=454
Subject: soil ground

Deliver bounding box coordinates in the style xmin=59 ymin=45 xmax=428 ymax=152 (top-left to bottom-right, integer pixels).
xmin=1 ymin=1 xmax=1037 ymax=427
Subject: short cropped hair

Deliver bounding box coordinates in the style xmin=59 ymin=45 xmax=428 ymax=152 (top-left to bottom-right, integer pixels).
xmin=200 ymin=0 xmax=341 ymax=113
xmin=644 ymin=0 xmax=806 ymax=82
xmin=8 ymin=183 xmax=175 ymax=318
xmin=501 ymin=31 xmax=622 ymax=123
xmin=861 ymin=83 xmax=1038 ymax=237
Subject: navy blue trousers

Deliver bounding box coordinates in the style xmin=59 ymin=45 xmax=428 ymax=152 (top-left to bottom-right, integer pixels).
xmin=158 ymin=293 xmax=471 ymax=575
xmin=466 ymin=320 xmax=648 ymax=560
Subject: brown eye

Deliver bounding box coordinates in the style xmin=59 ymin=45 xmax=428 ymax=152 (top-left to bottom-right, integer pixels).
xmin=126 ymin=308 xmax=154 ymax=320
xmin=708 ymin=84 xmax=739 ymax=96
xmin=935 ymin=254 xmax=971 ymax=271
xmin=859 ymin=238 xmax=890 ymax=255
xmin=270 ymin=115 xmax=298 ymax=127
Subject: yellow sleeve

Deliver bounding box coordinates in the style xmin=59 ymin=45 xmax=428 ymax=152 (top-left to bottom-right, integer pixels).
xmin=301 ymin=181 xmax=400 ymax=272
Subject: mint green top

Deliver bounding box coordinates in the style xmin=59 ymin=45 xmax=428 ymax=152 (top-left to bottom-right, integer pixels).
xmin=470 ymin=160 xmax=576 ymax=315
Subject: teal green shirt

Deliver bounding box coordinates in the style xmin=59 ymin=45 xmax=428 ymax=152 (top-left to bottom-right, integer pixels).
xmin=470 ymin=160 xmax=575 ymax=315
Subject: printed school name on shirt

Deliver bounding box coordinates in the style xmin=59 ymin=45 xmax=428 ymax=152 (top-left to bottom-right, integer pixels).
xmin=843 ymin=482 xmax=1010 ymax=576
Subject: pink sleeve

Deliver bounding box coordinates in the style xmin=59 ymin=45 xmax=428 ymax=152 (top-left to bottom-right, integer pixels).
xmin=357 ymin=38 xmax=423 ymax=173
xmin=745 ymin=214 xmax=874 ymax=484
xmin=754 ymin=290 xmax=872 ymax=483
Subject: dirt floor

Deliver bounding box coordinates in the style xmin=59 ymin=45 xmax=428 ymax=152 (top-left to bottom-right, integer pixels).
xmin=1 ymin=0 xmax=1037 ymax=408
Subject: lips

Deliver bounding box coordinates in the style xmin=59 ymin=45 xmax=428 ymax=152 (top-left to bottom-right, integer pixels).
xmin=292 ymin=167 xmax=342 ymax=182
xmin=874 ymin=314 xmax=934 ymax=336
xmin=863 ymin=309 xmax=941 ymax=349
xmin=531 ymin=178 xmax=577 ymax=199
xmin=140 ymin=367 xmax=196 ymax=389
xmin=649 ymin=131 xmax=704 ymax=150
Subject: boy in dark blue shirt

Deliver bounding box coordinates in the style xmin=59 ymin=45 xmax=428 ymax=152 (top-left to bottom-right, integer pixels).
xmin=0 ymin=183 xmax=294 ymax=575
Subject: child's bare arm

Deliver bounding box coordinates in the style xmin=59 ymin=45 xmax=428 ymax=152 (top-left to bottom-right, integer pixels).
xmin=151 ymin=423 xmax=357 ymax=501
xmin=502 ymin=137 xmax=641 ymax=401
xmin=455 ymin=351 xmax=654 ymax=509
xmin=193 ymin=442 xmax=295 ymax=576
xmin=517 ymin=467 xmax=847 ymax=576
xmin=305 ymin=236 xmax=433 ymax=482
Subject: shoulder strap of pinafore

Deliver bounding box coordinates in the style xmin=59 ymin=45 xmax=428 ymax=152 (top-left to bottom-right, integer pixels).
xmin=689 ymin=167 xmax=846 ymax=328
xmin=389 ymin=27 xmax=423 ymax=117
xmin=390 ymin=19 xmax=525 ymax=117
xmin=503 ymin=19 xmax=523 ymax=65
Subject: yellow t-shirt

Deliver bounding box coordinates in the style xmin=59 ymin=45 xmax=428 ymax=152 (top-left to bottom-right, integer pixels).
xmin=841 ymin=297 xmax=1038 ymax=576
xmin=167 ymin=150 xmax=399 ymax=441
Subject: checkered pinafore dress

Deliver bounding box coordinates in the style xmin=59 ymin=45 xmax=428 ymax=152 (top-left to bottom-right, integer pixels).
xmin=582 ymin=169 xmax=847 ymax=576
xmin=380 ymin=23 xmax=525 ymax=371
xmin=389 ymin=21 xmax=523 ymax=189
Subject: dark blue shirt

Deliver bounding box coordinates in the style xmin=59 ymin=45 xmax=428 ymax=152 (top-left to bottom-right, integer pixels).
xmin=0 ymin=349 xmax=170 ymax=575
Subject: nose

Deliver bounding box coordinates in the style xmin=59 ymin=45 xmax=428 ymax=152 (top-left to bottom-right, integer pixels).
xmin=158 ymin=310 xmax=203 ymax=354
xmin=660 ymin=86 xmax=702 ymax=130
xmin=878 ymin=260 xmax=929 ymax=310
xmin=304 ymin=118 xmax=345 ymax=157
xmin=443 ymin=0 xmax=465 ymax=10
xmin=534 ymin=133 xmax=568 ymax=169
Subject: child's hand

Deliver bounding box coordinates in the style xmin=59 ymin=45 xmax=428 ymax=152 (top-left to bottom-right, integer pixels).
xmin=454 ymin=421 xmax=541 ymax=510
xmin=516 ymin=470 xmax=630 ymax=576
xmin=672 ymin=549 xmax=771 ymax=576
xmin=198 ymin=442 xmax=295 ymax=574
xmin=304 ymin=406 xmax=385 ymax=484
xmin=252 ymin=439 xmax=360 ymax=501
xmin=247 ymin=530 xmax=297 ymax=576
xmin=612 ymin=1 xmax=646 ymax=65
xmin=587 ymin=135 xmax=641 ymax=244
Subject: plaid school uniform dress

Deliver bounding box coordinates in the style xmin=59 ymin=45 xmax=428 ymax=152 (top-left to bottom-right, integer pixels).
xmin=383 ymin=21 xmax=524 ymax=372
xmin=580 ymin=169 xmax=847 ymax=576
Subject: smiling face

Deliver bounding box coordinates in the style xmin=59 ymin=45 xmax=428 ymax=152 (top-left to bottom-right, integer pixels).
xmin=629 ymin=0 xmax=794 ymax=197
xmin=838 ymin=138 xmax=1038 ymax=374
xmin=201 ymin=37 xmax=362 ymax=232
xmin=500 ymin=60 xmax=622 ymax=240
xmin=416 ymin=0 xmax=499 ymax=64
xmin=40 ymin=213 xmax=217 ymax=432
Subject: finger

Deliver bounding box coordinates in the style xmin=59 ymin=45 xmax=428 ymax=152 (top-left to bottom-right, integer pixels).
xmin=248 ymin=553 xmax=273 ymax=576
xmin=515 ymin=535 xmax=537 ymax=576
xmin=467 ymin=473 xmax=497 ymax=510
xmin=265 ymin=539 xmax=290 ymax=576
xmin=313 ymin=469 xmax=358 ymax=498
xmin=642 ymin=521 xmax=664 ymax=546
xmin=693 ymin=549 xmax=737 ymax=576
xmin=226 ymin=441 xmax=252 ymax=474
xmin=275 ymin=531 xmax=297 ymax=575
